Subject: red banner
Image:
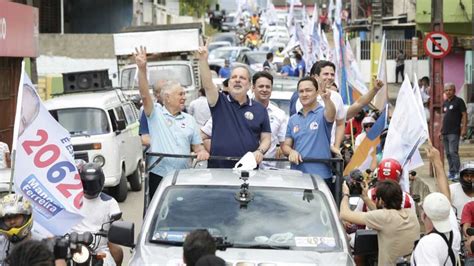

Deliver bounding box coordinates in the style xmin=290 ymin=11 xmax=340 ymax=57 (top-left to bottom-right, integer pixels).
xmin=0 ymin=1 xmax=39 ymax=57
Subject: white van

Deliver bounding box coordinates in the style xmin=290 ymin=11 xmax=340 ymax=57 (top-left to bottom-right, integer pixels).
xmin=45 ymin=89 xmax=143 ymax=202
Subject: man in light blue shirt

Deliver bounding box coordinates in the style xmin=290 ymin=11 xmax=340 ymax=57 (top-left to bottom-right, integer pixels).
xmin=135 ymin=46 xmax=209 ymax=199
xmin=282 ymin=76 xmax=336 ymax=192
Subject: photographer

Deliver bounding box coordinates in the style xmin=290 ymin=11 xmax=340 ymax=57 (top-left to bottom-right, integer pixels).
xmin=352 ymin=159 xmax=415 ymax=213
xmin=71 ymin=163 xmax=122 ymax=266
xmin=340 ymin=179 xmax=420 ymax=265
xmin=6 ymin=239 xmax=66 ymax=266
xmin=183 ymin=229 xmax=225 ymax=266
xmin=411 ymin=144 xmax=460 ymax=265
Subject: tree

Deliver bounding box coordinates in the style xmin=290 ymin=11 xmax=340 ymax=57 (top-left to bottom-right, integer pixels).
xmin=180 ymin=0 xmax=215 ymax=18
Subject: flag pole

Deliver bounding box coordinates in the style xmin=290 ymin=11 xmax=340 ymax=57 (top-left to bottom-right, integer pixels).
xmin=9 ymin=60 xmax=26 ymax=194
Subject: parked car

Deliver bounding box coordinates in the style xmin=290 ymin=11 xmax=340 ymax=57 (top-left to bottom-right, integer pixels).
xmin=211 ymin=32 xmax=239 ymax=46
xmin=221 ymin=12 xmax=239 ymax=32
xmin=208 ymin=46 xmax=251 ymax=73
xmin=45 ymin=89 xmax=143 ymax=202
xmin=208 ymin=41 xmax=232 ymax=53
xmin=110 ymin=168 xmax=354 ymax=265
xmin=236 ymin=51 xmax=267 ymax=72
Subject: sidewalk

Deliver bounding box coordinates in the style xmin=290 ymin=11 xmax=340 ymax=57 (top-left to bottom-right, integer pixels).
xmin=411 ymin=142 xmax=474 ymax=195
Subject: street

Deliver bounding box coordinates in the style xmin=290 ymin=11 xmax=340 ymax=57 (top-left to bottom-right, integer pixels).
xmin=117 ymin=186 xmax=144 ymax=263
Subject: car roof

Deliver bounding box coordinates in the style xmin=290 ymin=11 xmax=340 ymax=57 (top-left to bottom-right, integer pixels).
xmin=168 ymin=169 xmax=321 ymax=190
xmin=214 ymin=46 xmax=249 ymax=52
xmin=45 ymin=89 xmax=127 ymax=110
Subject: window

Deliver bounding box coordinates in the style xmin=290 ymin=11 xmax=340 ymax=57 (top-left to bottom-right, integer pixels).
xmin=50 ymin=108 xmax=110 ymax=135
xmin=122 ymin=103 xmax=137 ymax=125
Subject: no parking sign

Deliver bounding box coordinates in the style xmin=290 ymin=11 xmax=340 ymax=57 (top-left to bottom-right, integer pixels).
xmin=423 ymin=32 xmax=452 ymax=59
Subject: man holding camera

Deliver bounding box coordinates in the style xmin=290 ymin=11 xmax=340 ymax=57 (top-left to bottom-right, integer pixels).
xmin=340 ymin=179 xmax=420 ymax=265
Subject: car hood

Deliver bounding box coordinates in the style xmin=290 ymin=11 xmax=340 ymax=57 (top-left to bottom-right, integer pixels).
xmin=130 ymin=245 xmax=353 ymax=265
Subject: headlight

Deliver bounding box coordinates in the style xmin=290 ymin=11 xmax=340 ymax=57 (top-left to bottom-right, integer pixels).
xmin=72 ymin=245 xmax=90 ymax=264
xmin=93 ymin=155 xmax=105 ymax=167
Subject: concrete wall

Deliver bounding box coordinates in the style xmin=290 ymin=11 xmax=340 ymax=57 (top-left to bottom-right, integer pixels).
xmin=444 ymin=52 xmax=467 ymax=95
xmin=37 ymin=34 xmax=119 ymax=86
xmin=358 ymin=59 xmax=430 ymax=84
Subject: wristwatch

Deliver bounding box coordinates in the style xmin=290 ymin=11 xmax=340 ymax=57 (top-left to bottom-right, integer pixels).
xmin=343 ymin=193 xmax=351 ymax=198
xmin=256 ymin=148 xmax=265 ymax=154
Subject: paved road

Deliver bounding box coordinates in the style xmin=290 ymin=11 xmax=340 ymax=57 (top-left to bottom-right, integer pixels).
xmin=117 ymin=187 xmax=144 ymax=264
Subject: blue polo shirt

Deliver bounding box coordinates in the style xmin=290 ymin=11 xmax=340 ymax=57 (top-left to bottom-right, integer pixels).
xmin=289 ymin=90 xmax=299 ymax=116
xmin=139 ymin=110 xmax=149 ymax=135
xmin=147 ymin=104 xmax=202 ymax=176
xmin=286 ymin=105 xmax=333 ymax=179
xmin=209 ymin=92 xmax=271 ymax=168
xmin=281 ymin=65 xmax=294 ymax=76
xmin=294 ymin=60 xmax=306 ymax=77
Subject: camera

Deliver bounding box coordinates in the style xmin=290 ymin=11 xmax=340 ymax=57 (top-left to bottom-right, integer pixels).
xmin=345 ymin=169 xmax=364 ymax=195
xmin=42 ymin=232 xmax=93 ymax=261
xmin=345 ymin=169 xmax=378 ymax=196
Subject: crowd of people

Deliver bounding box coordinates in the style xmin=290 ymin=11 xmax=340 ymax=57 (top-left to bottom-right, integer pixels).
xmin=0 ymin=26 xmax=470 ymax=266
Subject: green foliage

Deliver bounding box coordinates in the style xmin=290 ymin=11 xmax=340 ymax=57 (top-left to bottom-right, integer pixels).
xmin=180 ymin=0 xmax=213 ymax=18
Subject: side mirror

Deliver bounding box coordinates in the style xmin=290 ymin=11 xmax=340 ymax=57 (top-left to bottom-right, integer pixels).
xmin=115 ymin=120 xmax=126 ymax=134
xmin=108 ymin=221 xmax=135 ymax=248
xmin=353 ymin=229 xmax=378 ymax=256
xmin=110 ymin=212 xmax=122 ymax=222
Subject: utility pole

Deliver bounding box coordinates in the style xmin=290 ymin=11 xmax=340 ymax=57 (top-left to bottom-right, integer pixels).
xmin=429 ymin=0 xmax=444 ymax=176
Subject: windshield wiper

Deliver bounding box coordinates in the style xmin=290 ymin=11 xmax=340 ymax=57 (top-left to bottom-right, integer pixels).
xmin=231 ymin=243 xmax=291 ymax=250
xmin=149 ymin=239 xmax=183 ymax=246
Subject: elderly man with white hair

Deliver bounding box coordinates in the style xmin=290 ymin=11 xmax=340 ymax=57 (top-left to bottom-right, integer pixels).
xmin=134 ymin=46 xmax=209 ymax=199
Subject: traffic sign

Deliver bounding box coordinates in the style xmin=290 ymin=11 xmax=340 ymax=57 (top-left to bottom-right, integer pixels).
xmin=423 ymin=32 xmax=452 ymax=59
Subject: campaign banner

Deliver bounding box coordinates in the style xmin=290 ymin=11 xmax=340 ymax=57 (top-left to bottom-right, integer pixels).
xmin=13 ymin=69 xmax=83 ymax=236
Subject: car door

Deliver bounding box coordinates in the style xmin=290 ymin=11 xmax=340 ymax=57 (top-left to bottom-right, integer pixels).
xmin=112 ymin=106 xmax=128 ymax=174
xmin=121 ymin=103 xmax=142 ymax=174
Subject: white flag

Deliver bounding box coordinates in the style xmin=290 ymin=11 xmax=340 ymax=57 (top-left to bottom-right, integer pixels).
xmin=374 ymin=33 xmax=388 ymax=111
xmin=13 ymin=65 xmax=84 ymax=236
xmin=382 ymin=74 xmax=429 ymax=192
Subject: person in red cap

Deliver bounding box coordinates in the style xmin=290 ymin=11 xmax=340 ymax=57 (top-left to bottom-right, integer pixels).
xmin=355 ymin=158 xmax=415 ymax=213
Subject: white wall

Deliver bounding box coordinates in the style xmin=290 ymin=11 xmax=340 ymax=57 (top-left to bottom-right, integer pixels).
xmin=36 ymin=56 xmax=119 ymax=86
xmin=358 ymin=59 xmax=430 ymax=83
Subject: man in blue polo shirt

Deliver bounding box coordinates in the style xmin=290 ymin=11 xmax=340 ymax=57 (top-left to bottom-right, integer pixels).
xmin=197 ymin=41 xmax=271 ymax=168
xmin=281 ymin=76 xmax=336 ymax=191
xmin=135 ymin=46 xmax=209 ymax=199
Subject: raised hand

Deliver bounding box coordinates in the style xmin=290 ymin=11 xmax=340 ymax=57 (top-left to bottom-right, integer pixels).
xmin=134 ymin=46 xmax=147 ymax=71
xmin=195 ymin=38 xmax=210 ymax=61
xmin=373 ymin=79 xmax=384 ymax=91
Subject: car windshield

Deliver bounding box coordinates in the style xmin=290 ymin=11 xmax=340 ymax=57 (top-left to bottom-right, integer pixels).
xmin=50 ymin=108 xmax=110 ymax=135
xmin=149 ymin=186 xmax=339 ymax=251
xmin=121 ymin=64 xmax=192 ymax=89
xmin=271 ymin=99 xmax=291 ymax=116
xmin=246 ymin=53 xmax=266 ymax=64
xmin=209 ymin=43 xmax=230 ymax=53
xmin=213 ymin=35 xmax=236 ymax=45
xmin=209 ymin=49 xmax=238 ymax=61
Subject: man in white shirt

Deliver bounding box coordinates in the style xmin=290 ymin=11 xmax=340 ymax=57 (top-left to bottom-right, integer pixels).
xmin=73 ymin=163 xmax=122 ymax=266
xmin=189 ymin=88 xmax=211 ymax=127
xmin=411 ymin=145 xmax=461 ymax=266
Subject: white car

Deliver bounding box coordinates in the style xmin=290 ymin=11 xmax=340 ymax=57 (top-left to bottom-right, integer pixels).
xmin=45 ymin=89 xmax=143 ymax=202
xmin=110 ymin=168 xmax=354 ymax=265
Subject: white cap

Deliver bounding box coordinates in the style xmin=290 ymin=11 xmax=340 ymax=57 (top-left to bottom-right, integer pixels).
xmin=422 ymin=192 xmax=451 ymax=233
xmin=361 ymin=116 xmax=376 ymax=125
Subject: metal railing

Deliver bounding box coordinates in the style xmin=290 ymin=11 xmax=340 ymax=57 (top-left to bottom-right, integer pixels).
xmin=143 ymin=152 xmax=344 ymax=216
xmin=361 ymin=39 xmax=428 ymax=60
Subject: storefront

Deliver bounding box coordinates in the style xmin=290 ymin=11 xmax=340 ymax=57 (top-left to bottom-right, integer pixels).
xmin=0 ymin=1 xmax=38 ymax=149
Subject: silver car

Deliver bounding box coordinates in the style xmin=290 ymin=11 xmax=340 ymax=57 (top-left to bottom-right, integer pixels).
xmin=111 ymin=168 xmax=354 ymax=265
